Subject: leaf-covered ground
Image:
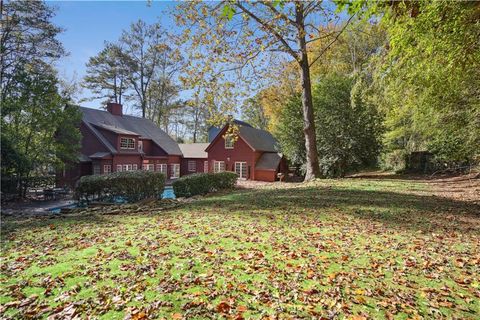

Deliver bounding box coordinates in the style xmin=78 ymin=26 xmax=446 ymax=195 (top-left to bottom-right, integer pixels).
xmin=1 ymin=178 xmax=479 ymax=319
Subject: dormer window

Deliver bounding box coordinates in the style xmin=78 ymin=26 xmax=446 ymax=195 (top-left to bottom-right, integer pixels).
xmin=120 ymin=137 xmax=135 ymax=150
xmin=225 ymin=136 xmax=234 ymax=149
xmin=138 ymin=140 xmax=143 ymax=152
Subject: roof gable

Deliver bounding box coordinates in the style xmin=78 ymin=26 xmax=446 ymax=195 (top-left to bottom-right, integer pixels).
xmin=205 ymin=123 xmax=279 ymax=153
xmin=208 ymin=119 xmax=253 ymax=142
xmin=80 ymin=107 xmax=182 ymax=155
xmin=178 ymin=143 xmax=209 ymax=158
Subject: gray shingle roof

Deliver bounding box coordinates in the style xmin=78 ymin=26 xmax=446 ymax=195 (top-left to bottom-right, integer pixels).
xmin=255 ymin=152 xmax=283 ymax=170
xmin=80 ymin=107 xmax=182 ymax=156
xmin=89 ymin=152 xmax=112 ymax=159
xmin=78 ymin=154 xmax=91 ymax=162
xmin=208 ymin=119 xmax=252 ymax=142
xmin=178 ymin=143 xmax=209 ymax=158
xmin=94 ymin=123 xmax=139 ymax=136
xmin=239 ymin=126 xmax=279 ymax=152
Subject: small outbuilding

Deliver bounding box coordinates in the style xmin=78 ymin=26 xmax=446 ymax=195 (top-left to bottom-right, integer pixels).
xmin=205 ymin=122 xmax=288 ymax=182
xmin=178 ymin=143 xmax=210 ymax=176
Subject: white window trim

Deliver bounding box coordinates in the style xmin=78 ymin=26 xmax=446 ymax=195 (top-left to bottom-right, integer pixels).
xmin=214 ymin=161 xmax=225 ymax=173
xmin=170 ymin=163 xmax=180 ymax=179
xmin=188 ymin=160 xmax=196 ymax=172
xmin=116 ymin=164 xmax=122 ymax=172
xmin=93 ymin=165 xmax=101 ymax=175
xmin=225 ymin=136 xmax=234 ymax=149
xmin=204 ymin=161 xmax=208 ymax=173
xmin=103 ymin=165 xmax=111 ymax=174
xmin=133 ymin=164 xmax=138 ymax=171
xmin=234 ymin=161 xmax=247 ymax=180
xmin=120 ymin=137 xmax=135 ymax=150
xmin=157 ymin=163 xmax=167 ymax=174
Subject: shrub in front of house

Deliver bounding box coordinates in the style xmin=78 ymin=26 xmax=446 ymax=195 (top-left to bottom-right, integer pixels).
xmin=172 ymin=172 xmax=238 ymax=198
xmin=76 ymin=171 xmax=165 ymax=203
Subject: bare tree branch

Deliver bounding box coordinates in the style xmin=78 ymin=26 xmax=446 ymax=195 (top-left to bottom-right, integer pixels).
xmin=256 ymin=1 xmax=298 ymax=27
xmin=234 ymin=2 xmax=300 ymax=62
xmin=309 ymin=13 xmax=356 ymax=68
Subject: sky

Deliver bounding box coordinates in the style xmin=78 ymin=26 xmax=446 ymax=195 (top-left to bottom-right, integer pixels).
xmin=49 ymin=0 xmax=178 ymax=113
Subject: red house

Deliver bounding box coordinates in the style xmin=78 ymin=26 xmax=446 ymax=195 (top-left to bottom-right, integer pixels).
xmin=58 ymin=103 xmax=288 ymax=186
xmin=205 ymin=123 xmax=288 ymax=182
xmin=58 ymin=103 xmax=183 ymax=187
xmin=178 ymin=143 xmax=209 ymax=176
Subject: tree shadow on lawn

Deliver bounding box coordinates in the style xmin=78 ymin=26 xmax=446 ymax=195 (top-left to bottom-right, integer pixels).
xmin=191 ymin=185 xmax=480 ymax=234
xmin=1 ymin=213 xmax=113 ymax=238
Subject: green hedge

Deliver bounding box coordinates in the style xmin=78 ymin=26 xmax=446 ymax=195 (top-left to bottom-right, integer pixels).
xmin=172 ymin=172 xmax=238 ymax=198
xmin=1 ymin=175 xmax=55 ymax=194
xmin=76 ymin=171 xmax=165 ymax=203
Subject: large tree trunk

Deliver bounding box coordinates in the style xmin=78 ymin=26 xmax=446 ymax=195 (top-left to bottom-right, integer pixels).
xmin=296 ymin=3 xmax=321 ymax=181
xmin=299 ymin=59 xmax=321 ymax=181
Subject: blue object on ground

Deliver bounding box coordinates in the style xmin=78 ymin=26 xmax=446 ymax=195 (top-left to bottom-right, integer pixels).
xmin=48 ymin=203 xmax=78 ymax=214
xmin=48 ymin=187 xmax=175 ymax=213
xmin=162 ymin=186 xmax=175 ymax=199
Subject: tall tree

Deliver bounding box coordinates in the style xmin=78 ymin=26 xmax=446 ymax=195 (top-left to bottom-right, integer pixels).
xmin=0 ymin=0 xmax=65 ymax=102
xmin=1 ymin=61 xmax=81 ymax=196
xmin=1 ymin=1 xmax=81 ymax=195
xmin=144 ymin=43 xmax=183 ymax=125
xmin=119 ymin=20 xmax=165 ymax=118
xmin=241 ymin=95 xmax=269 ymax=130
xmin=365 ymin=0 xmax=480 ymax=168
xmin=184 ymin=96 xmax=209 ymax=143
xmin=82 ymin=42 xmax=127 ymax=105
xmin=276 ymin=73 xmax=382 ymax=177
xmin=175 ymin=1 xmax=355 ymax=180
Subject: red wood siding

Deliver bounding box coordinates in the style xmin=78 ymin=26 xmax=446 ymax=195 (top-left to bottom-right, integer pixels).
xmin=181 ymin=158 xmax=207 ymax=176
xmin=255 ymin=170 xmax=276 ymax=182
xmin=207 ymin=128 xmax=256 ymax=180
xmin=96 ymin=127 xmax=118 ymax=150
xmin=80 ymin=122 xmax=109 ymax=156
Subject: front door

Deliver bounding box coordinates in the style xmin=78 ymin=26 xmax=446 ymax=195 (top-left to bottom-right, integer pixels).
xmin=235 ymin=162 xmax=247 ymax=179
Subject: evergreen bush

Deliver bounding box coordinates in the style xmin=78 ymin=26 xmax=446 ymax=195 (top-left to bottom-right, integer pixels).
xmin=172 ymin=172 xmax=237 ymax=198
xmin=76 ymin=171 xmax=165 ymax=203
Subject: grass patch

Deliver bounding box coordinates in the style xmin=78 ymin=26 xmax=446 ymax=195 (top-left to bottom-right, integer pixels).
xmin=1 ymin=178 xmax=479 ymax=319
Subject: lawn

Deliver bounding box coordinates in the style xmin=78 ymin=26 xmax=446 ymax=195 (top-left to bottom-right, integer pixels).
xmin=1 ymin=177 xmax=479 ymax=319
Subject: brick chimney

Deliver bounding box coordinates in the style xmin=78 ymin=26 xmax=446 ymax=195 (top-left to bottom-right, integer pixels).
xmin=106 ymin=102 xmax=123 ymax=116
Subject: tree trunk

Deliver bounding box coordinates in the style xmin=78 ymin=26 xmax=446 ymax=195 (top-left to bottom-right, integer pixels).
xmin=296 ymin=3 xmax=321 ymax=181
xmin=299 ymin=59 xmax=321 ymax=181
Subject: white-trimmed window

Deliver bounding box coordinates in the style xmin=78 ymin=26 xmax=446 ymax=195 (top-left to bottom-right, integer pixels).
xmin=157 ymin=163 xmax=167 ymax=174
xmin=225 ymin=136 xmax=234 ymax=149
xmin=103 ymin=165 xmax=111 ymax=174
xmin=138 ymin=140 xmax=143 ymax=152
xmin=143 ymin=164 xmax=154 ymax=171
xmin=204 ymin=161 xmax=208 ymax=173
xmin=214 ymin=161 xmax=225 ymax=173
xmin=188 ymin=160 xmax=196 ymax=172
xmin=123 ymin=164 xmax=132 ymax=171
xmin=234 ymin=162 xmax=247 ymax=179
xmin=170 ymin=163 xmax=180 ymax=179
xmin=93 ymin=165 xmax=101 ymax=175
xmin=116 ymin=164 xmax=122 ymax=172
xmin=120 ymin=137 xmax=135 ymax=149
xmin=132 ymin=164 xmax=138 ymax=171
